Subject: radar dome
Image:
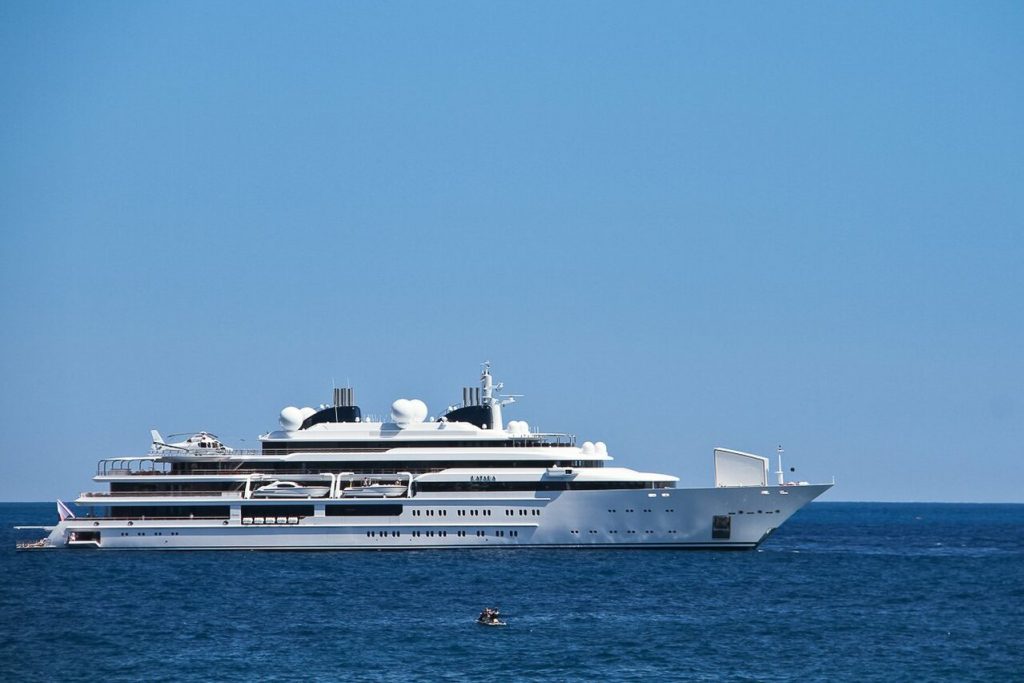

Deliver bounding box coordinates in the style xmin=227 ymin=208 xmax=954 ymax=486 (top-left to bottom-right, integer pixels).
xmin=581 ymin=441 xmax=595 ymax=455
xmin=300 ymin=407 xmax=316 ymax=420
xmin=279 ymin=406 xmax=303 ymax=431
xmin=507 ymin=420 xmax=530 ymax=436
xmin=391 ymin=398 xmax=428 ymax=427
xmin=595 ymin=441 xmax=608 ymax=455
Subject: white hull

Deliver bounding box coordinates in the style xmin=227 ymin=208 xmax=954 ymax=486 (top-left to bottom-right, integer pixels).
xmin=252 ymin=487 xmax=330 ymax=499
xmin=341 ymin=485 xmax=408 ymax=498
xmin=44 ymin=484 xmax=829 ymax=551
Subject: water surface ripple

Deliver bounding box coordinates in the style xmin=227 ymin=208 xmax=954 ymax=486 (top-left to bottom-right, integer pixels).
xmin=2 ymin=502 xmax=1021 ymax=681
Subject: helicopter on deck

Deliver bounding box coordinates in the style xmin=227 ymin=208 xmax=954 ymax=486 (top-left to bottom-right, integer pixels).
xmin=149 ymin=430 xmax=233 ymax=453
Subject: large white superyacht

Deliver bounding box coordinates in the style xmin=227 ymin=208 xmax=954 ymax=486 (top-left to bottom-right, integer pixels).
xmin=22 ymin=365 xmax=831 ymax=550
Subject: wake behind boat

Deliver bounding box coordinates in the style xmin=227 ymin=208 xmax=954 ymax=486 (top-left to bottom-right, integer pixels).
xmin=18 ymin=363 xmax=832 ymax=551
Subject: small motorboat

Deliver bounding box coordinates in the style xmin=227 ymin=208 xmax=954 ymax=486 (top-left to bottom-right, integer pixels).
xmin=252 ymin=481 xmax=330 ymax=498
xmin=478 ymin=618 xmax=506 ymax=627
xmin=341 ymin=482 xmax=408 ymax=498
xmin=477 ymin=608 xmax=506 ymax=627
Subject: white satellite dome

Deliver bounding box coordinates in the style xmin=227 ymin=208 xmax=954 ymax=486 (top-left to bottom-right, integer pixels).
xmin=299 ymin=407 xmax=316 ymax=420
xmin=506 ymin=420 xmax=531 ymax=436
xmin=391 ymin=398 xmax=428 ymax=427
xmin=279 ymin=406 xmax=303 ymax=431
xmin=581 ymin=441 xmax=595 ymax=455
xmin=595 ymin=441 xmax=608 ymax=455
xmin=409 ymin=399 xmax=428 ymax=421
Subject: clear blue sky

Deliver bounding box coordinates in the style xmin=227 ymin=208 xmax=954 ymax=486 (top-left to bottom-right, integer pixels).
xmin=1 ymin=2 xmax=1021 ymax=502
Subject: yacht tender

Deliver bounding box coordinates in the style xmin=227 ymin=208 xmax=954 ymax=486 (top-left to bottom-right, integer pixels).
xmin=18 ymin=364 xmax=832 ymax=551
xmin=251 ymin=481 xmax=331 ymax=499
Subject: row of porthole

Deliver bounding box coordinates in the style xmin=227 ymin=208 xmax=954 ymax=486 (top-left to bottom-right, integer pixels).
xmin=410 ymin=509 xmax=511 ymax=518
xmin=119 ymin=531 xmax=181 ymax=536
xmin=365 ymin=529 xmax=520 ymax=539
xmin=730 ymin=510 xmax=781 ymax=515
xmin=504 ymin=509 xmax=541 ymax=516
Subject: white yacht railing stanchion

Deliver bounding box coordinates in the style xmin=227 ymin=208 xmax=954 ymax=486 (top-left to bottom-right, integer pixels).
xmin=398 ymin=472 xmax=413 ymax=498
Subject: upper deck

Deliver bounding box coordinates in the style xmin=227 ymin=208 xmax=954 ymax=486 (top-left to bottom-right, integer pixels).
xmin=264 ymin=363 xmax=573 ymax=444
xmin=98 ymin=365 xmax=613 ymax=478
xmin=96 ymin=442 xmax=612 ymax=477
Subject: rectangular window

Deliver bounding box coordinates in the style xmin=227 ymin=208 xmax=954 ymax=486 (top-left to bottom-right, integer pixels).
xmin=242 ymin=505 xmax=314 ymax=518
xmin=325 ymin=504 xmax=403 ymax=517
xmin=414 ymin=480 xmax=650 ymax=492
xmin=113 ymin=505 xmax=230 ymax=519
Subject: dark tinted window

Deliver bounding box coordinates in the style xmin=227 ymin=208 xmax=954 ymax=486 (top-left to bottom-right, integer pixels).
xmin=242 ymin=505 xmax=314 ymax=518
xmin=300 ymin=406 xmax=362 ymax=429
xmin=111 ymin=506 xmax=230 ymax=519
xmin=438 ymin=405 xmax=491 ymax=428
xmin=261 ymin=440 xmax=575 ymax=454
xmin=712 ymin=515 xmax=731 ymax=539
xmin=414 ymin=481 xmax=652 ymax=492
xmin=326 ymin=504 xmax=403 ymax=516
xmin=177 ymin=460 xmax=604 ymax=475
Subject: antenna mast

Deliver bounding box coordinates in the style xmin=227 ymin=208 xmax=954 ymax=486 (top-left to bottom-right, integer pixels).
xmin=776 ymin=445 xmax=785 ymax=486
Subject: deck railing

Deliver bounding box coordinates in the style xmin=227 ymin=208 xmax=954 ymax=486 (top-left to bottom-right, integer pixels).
xmin=95 ymin=433 xmax=579 ymax=475
xmin=80 ymin=490 xmax=245 ymax=498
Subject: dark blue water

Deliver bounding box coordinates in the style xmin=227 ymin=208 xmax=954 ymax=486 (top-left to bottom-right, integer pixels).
xmin=2 ymin=503 xmax=1022 ymax=682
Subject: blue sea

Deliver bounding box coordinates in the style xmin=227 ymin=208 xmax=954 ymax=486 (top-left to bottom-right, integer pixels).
xmin=1 ymin=502 xmax=1021 ymax=682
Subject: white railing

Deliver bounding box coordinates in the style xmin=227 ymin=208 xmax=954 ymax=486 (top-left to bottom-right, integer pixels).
xmin=80 ymin=490 xmax=244 ymax=498
xmin=96 ymin=434 xmax=579 ymax=475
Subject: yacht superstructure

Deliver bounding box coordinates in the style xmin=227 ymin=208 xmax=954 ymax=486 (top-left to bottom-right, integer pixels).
xmin=22 ymin=365 xmax=831 ymax=550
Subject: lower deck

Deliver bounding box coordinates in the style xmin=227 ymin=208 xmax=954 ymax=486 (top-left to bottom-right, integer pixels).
xmin=39 ymin=484 xmax=831 ymax=550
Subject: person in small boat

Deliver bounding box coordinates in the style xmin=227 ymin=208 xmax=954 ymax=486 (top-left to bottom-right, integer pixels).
xmin=478 ymin=607 xmax=502 ymax=624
